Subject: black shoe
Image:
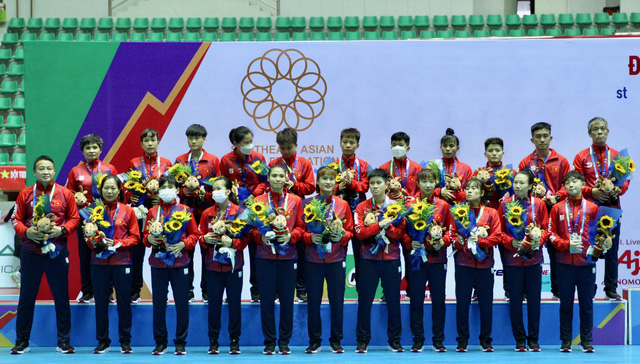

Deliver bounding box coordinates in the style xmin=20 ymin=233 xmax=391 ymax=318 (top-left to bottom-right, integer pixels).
xmin=188 ymin=290 xmax=195 ymax=303
xmin=472 ymin=290 xmax=478 ymax=301
xmin=229 ymin=339 xmax=241 ymax=354
xmin=456 ymin=340 xmax=468 ymax=352
xmin=263 ymin=342 xmax=276 ymax=355
xmin=202 ymin=291 xmax=209 ymax=303
xmin=560 ymin=340 xmax=572 ymax=352
xmin=56 ymin=342 xmax=75 ymax=354
xmin=208 ymin=340 xmax=219 ymax=354
xmin=279 ymin=343 xmax=291 ymax=355
xmin=411 ymin=339 xmax=424 ymax=352
xmin=78 ymin=292 xmax=94 ymax=303
xmin=581 ymin=341 xmax=595 ymax=353
xmin=296 ymin=290 xmax=308 ymax=302
xmin=109 ymin=293 xmax=115 ymax=303
xmin=605 ymin=289 xmax=622 ymax=301
xmin=515 ymin=339 xmax=527 ymax=352
xmin=152 ymin=342 xmax=167 ymax=355
xmin=380 ymin=293 xmax=386 ymax=302
xmin=433 ymin=340 xmax=446 ymax=352
xmin=93 ymin=341 xmax=110 ymax=354
xmin=504 ymin=290 xmax=510 ymax=302
xmin=480 ymin=340 xmax=493 ymax=352
xmin=251 ymin=291 xmax=260 ymax=302
xmin=120 ymin=341 xmax=132 ymax=354
xmin=355 ymin=341 xmax=368 ymax=353
xmin=174 ymin=342 xmax=187 ymax=355
xmin=389 ymin=341 xmax=404 ymax=352
xmin=528 ymin=339 xmax=541 ymax=352
xmin=131 ymin=292 xmax=141 ymax=304
xmin=305 ymin=341 xmax=321 ymax=353
xmin=329 ymin=340 xmax=343 ymax=353
xmin=11 ymin=341 xmax=29 ymax=354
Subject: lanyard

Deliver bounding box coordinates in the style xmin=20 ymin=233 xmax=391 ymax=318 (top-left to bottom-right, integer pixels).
xmin=339 ymin=157 xmax=361 ymax=182
xmin=85 ymin=160 xmax=102 ymax=199
xmin=282 ymin=156 xmax=299 ymax=182
xmin=234 ymin=154 xmax=250 ymax=186
xmin=589 ymin=146 xmax=611 ymax=179
xmin=32 ymin=183 xmax=56 ymax=214
xmin=474 ymin=205 xmax=485 ymax=224
xmin=158 ymin=203 xmax=180 ymax=222
xmin=565 ymin=199 xmax=586 ymax=236
xmin=519 ymin=196 xmax=535 ymax=223
xmin=390 ymin=158 xmax=410 ymax=188
xmin=326 ymin=197 xmax=336 ymax=219
xmin=532 ymin=151 xmax=550 ymax=189
xmin=268 ymin=192 xmax=289 ymax=213
xmin=106 ymin=203 xmax=120 ymax=226
xmin=216 ymin=202 xmax=231 ymax=220
xmin=188 ymin=152 xmax=202 ymax=178
xmin=141 ymin=155 xmax=161 ymax=181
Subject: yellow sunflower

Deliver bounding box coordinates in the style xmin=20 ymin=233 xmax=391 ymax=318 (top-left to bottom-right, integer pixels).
xmin=508 ymin=216 xmax=523 ymax=226
xmin=384 ymin=211 xmax=398 ymax=220
xmin=168 ymin=164 xmax=180 ymax=174
xmin=303 ymin=205 xmax=313 ymax=215
xmin=251 ymin=201 xmax=266 ymax=215
xmin=304 ymin=213 xmax=318 ymax=223
xmin=455 ymin=208 xmax=468 ymax=219
xmin=129 ymin=170 xmax=142 ymax=180
xmin=124 ymin=180 xmax=139 ymax=190
xmin=92 ymin=205 xmax=104 ymax=217
xmin=615 ymin=163 xmax=626 ymax=174
xmin=173 ymin=211 xmax=187 ymax=221
xmin=327 ymin=162 xmax=338 ymax=170
xmin=408 ymin=213 xmax=421 ymax=221
xmin=533 ymin=178 xmax=541 ymax=184
xmin=335 ymin=174 xmax=342 ymax=183
xmin=630 ymin=160 xmax=636 ymax=172
xmin=414 ymin=220 xmax=427 ymax=231
xmin=597 ymin=216 xmax=614 ymax=229
xmin=412 ymin=202 xmax=426 ymax=215
xmin=251 ymin=160 xmax=262 ymax=169
xmin=135 ymin=185 xmax=147 ymax=194
xmin=496 ymin=169 xmax=509 ymax=178
xmin=97 ymin=220 xmax=111 ymax=229
xmin=169 ymin=220 xmax=182 ymax=231
xmin=387 ymin=204 xmax=401 ymax=214
xmin=98 ymin=174 xmax=108 ymax=188
xmin=175 ymin=172 xmax=188 ymax=184
xmin=509 ymin=206 xmax=523 ymax=216
xmin=164 ymin=221 xmax=175 ymax=232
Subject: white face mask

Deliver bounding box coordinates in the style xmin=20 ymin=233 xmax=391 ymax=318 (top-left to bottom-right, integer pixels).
xmin=211 ymin=190 xmax=228 ymax=203
xmin=158 ymin=188 xmax=177 ymax=203
xmin=239 ymin=144 xmax=254 ymax=155
xmin=391 ymin=146 xmax=407 ymax=159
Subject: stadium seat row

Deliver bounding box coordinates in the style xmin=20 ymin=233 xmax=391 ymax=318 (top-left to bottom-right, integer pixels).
xmin=0 ymin=150 xmax=26 ymax=165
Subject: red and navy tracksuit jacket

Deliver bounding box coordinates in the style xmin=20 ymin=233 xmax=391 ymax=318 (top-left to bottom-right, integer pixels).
xmin=498 ymin=196 xmax=549 ymax=267
xmin=474 ymin=162 xmax=517 ymax=210
xmin=302 ymin=195 xmax=354 ymax=263
xmin=335 ymin=155 xmax=370 ymax=207
xmin=254 ymin=153 xmax=315 ymax=198
xmin=199 ymin=202 xmax=249 ymax=272
xmin=174 ymin=149 xmax=220 ymax=217
xmin=573 ymin=144 xmax=630 ymax=208
xmin=66 ymin=159 xmax=117 ymax=208
xmin=380 ymin=157 xmax=422 ymax=197
xmin=434 ymin=157 xmax=473 ymax=204
xmin=518 ymin=148 xmax=571 ymax=200
xmin=85 ymin=201 xmax=140 ymax=265
xmin=404 ymin=194 xmax=454 ymax=264
xmin=354 ymin=196 xmax=408 ymax=260
xmin=219 ymin=149 xmax=267 ymax=197
xmin=452 ymin=206 xmax=502 ymax=268
xmin=128 ymin=153 xmax=172 ymax=206
xmin=548 ymin=197 xmax=599 ymax=266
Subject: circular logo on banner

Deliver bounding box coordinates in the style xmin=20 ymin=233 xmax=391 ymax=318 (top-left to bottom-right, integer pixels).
xmin=241 ymin=49 xmax=327 ymax=133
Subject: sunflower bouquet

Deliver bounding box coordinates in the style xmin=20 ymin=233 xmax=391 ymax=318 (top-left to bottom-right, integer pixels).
xmin=609 ymin=148 xmax=634 ymax=187
xmin=503 ymin=200 xmax=527 ymax=240
xmin=155 ymin=207 xmax=193 ymax=266
xmin=425 ymin=160 xmax=444 ymax=188
xmin=406 ymin=200 xmax=436 ymax=271
xmin=383 ymin=201 xmax=409 ymax=227
xmin=32 ymin=194 xmax=59 ymax=258
xmin=247 ymin=158 xmax=270 ymax=182
xmin=587 ymin=206 xmax=622 ymax=264
xmin=492 ymin=165 xmax=514 ymax=196
xmin=451 ymin=202 xmax=487 ymax=261
xmin=166 ymin=163 xmax=193 ymax=186
xmin=90 ymin=171 xmax=109 ymax=200
xmin=303 ymin=197 xmax=334 ymax=257
xmin=119 ymin=169 xmax=148 ymax=207
xmin=227 ymin=217 xmax=250 ymax=239
xmin=245 ymin=200 xmax=271 ymax=235
xmin=80 ymin=200 xmax=122 ymax=259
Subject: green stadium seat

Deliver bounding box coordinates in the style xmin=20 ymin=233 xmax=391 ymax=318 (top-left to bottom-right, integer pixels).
xmin=0 ymin=64 xmax=5 ymax=77
xmin=345 ymin=31 xmax=360 ymax=40
xmin=274 ymin=32 xmax=290 ymax=41
xmin=168 ymin=17 xmax=184 ymax=31
xmin=576 ymin=13 xmax=593 ymax=26
xmin=362 ymin=16 xmax=378 ymax=30
xmin=184 ymin=32 xmax=200 ymax=42
xmin=13 ymin=48 xmax=23 ymax=61
xmin=80 ymin=18 xmax=97 ymax=31
xmin=166 ymin=32 xmax=182 ymax=42
xmin=94 ymin=33 xmax=110 ymax=41
xmin=309 ymin=17 xmax=325 ymax=31
xmin=133 ymin=18 xmax=149 ymax=31
xmin=437 ymin=30 xmax=453 ymax=38
xmin=5 ymin=115 xmax=23 ymax=129
xmin=486 ymin=14 xmax=502 ymax=27
xmin=39 ymin=32 xmax=55 ymax=41
xmin=564 ymin=28 xmax=580 ymax=36
xmin=505 ymin=14 xmax=521 ymax=27
xmin=433 ymin=15 xmax=448 ymax=28
xmin=256 ymin=32 xmax=272 ymax=41
xmin=62 ymin=18 xmax=79 ymax=31
xmin=2 ymin=33 xmax=19 ymax=46
xmin=327 ymin=31 xmax=343 ymax=40
xmin=558 ymin=13 xmax=574 ymax=27
xmin=27 ymin=18 xmax=44 ymax=31
xmin=98 ymin=17 xmax=114 ymax=31
xmin=20 ymin=33 xmax=37 ymax=43
xmin=219 ymin=32 xmax=235 ymax=42
xmin=76 ymin=32 xmax=92 ymax=41
xmin=8 ymin=18 xmax=25 ymax=31
xmin=420 ymin=30 xmax=436 ymax=39
xmin=237 ymin=32 xmax=254 ymax=41
xmin=275 ymin=17 xmax=291 ymax=30
xmin=631 ymin=13 xmax=640 ymax=26
xmin=491 ymin=29 xmax=507 ymax=37
xmin=239 ymin=17 xmax=255 ymax=30
xmin=540 ymin=14 xmax=556 ymax=27
xmin=546 ymin=28 xmax=561 ymax=36
xmin=203 ymin=17 xmax=219 ymax=31
xmin=400 ymin=30 xmax=417 ymax=39
xmin=8 ymin=64 xmax=24 ymax=77
xmin=522 ymin=14 xmax=538 ymax=27
xmin=509 ymin=29 xmax=525 ymax=37
xmin=12 ymin=97 xmax=23 ymax=111
xmin=362 ymin=31 xmax=378 ymax=40
xmin=397 ymin=16 xmax=413 ymax=29
xmin=379 ymin=16 xmax=395 ymax=30
xmin=0 ymin=133 xmax=17 ymax=147
xmin=58 ymin=33 xmax=74 ymax=41
xmin=327 ymin=16 xmax=342 ymax=30
xmin=414 ymin=15 xmax=429 ymax=29
xmin=11 ymin=152 xmax=26 ymax=165
xmin=344 ymin=16 xmax=359 ymax=30
xmin=528 ymin=28 xmax=544 ymax=36
xmin=256 ymin=17 xmax=272 ymax=31
xmin=0 ymin=49 xmax=11 ymax=61
xmin=112 ymin=32 xmax=128 ymax=42
xmin=202 ymin=32 xmax=217 ymax=42
xmin=0 ymin=153 xmax=9 ymax=166
xmin=0 ymin=98 xmax=10 ymax=110
xmin=130 ymin=32 xmax=146 ymax=42
xmin=150 ymin=17 xmax=167 ymax=31
xmin=186 ymin=17 xmax=202 ymax=31
xmin=310 ymin=31 xmax=326 ymax=41
xmin=17 ymin=133 xmax=26 ymax=147
xmin=455 ymin=30 xmax=470 ymax=38
xmin=115 ymin=18 xmax=132 ymax=31
xmin=612 ymin=12 xmax=629 ymax=26
xmin=19 ymin=82 xmax=24 ymax=94
xmin=44 ymin=18 xmax=61 ymax=31
xmin=601 ymin=27 xmax=615 ymax=35
xmin=468 ymin=14 xmax=484 ymax=27
xmin=381 ymin=30 xmax=397 ymax=40
xmin=594 ymin=13 xmax=610 ymax=26
xmin=148 ymin=32 xmax=164 ymax=42
xmin=582 ymin=27 xmax=598 ymax=35
xmin=292 ymin=32 xmax=308 ymax=41
xmin=451 ymin=15 xmax=467 ymax=28
xmin=291 ymin=17 xmax=306 ymax=30
xmin=221 ymin=17 xmax=237 ymax=31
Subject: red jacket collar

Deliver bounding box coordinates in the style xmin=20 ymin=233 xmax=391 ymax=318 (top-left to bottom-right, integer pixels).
xmin=282 ymin=153 xmax=297 ymax=166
